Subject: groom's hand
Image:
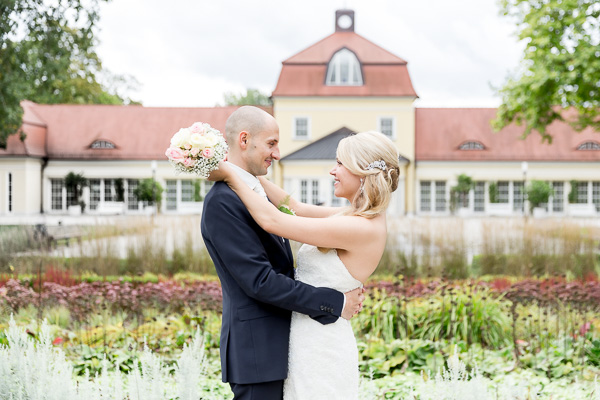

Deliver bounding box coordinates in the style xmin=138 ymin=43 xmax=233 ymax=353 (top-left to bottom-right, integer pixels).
xmin=341 ymin=287 xmax=365 ymax=320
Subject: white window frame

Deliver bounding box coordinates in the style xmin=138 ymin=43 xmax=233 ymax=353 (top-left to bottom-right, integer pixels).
xmin=377 ymin=116 xmax=396 ymax=139
xmin=325 ymin=48 xmax=363 ymax=86
xmin=7 ymin=172 xmax=12 ymax=214
xmin=293 ymin=116 xmax=311 ymax=140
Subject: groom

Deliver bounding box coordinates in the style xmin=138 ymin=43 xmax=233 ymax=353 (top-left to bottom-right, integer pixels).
xmin=201 ymin=106 xmax=364 ymax=400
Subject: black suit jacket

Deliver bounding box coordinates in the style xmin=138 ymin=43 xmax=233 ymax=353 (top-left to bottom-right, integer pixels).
xmin=201 ymin=181 xmax=344 ymax=384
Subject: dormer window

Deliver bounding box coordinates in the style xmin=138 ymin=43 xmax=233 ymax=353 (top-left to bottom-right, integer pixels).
xmin=326 ymin=48 xmax=363 ymax=86
xmin=458 ymin=141 xmax=485 ymax=150
xmin=576 ymin=141 xmax=600 ymax=150
xmin=91 ymin=140 xmax=116 ymax=149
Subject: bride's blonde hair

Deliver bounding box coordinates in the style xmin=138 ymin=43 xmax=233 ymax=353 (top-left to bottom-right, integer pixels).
xmin=336 ymin=131 xmax=400 ymax=218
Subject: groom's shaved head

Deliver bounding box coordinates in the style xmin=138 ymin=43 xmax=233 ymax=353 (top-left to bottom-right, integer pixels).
xmin=225 ymin=106 xmax=273 ymax=146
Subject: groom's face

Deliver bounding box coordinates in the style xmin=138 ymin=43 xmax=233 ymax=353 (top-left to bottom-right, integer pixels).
xmin=245 ymin=119 xmax=280 ymax=176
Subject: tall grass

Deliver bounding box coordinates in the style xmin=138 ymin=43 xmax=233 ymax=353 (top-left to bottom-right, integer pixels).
xmin=378 ymin=217 xmax=600 ymax=279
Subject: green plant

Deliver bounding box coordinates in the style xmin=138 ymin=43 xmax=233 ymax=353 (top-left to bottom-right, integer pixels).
xmin=194 ymin=180 xmax=203 ymax=202
xmin=451 ymin=174 xmax=474 ymax=211
xmin=114 ymin=178 xmax=125 ymax=202
xmin=65 ymin=172 xmax=88 ymax=207
xmin=568 ymin=180 xmax=579 ymax=204
xmin=526 ymin=180 xmax=553 ymax=211
xmin=586 ymin=339 xmax=600 ymax=367
xmin=133 ymin=178 xmax=164 ymax=207
xmin=488 ymin=182 xmax=498 ymax=204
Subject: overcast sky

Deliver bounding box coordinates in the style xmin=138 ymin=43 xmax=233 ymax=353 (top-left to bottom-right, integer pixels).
xmin=96 ymin=0 xmax=525 ymax=108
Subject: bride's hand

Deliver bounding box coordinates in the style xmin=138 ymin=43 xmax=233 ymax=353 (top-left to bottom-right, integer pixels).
xmin=207 ymin=160 xmax=232 ymax=182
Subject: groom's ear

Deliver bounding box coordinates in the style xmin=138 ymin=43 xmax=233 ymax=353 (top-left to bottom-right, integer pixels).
xmin=239 ymin=131 xmax=250 ymax=150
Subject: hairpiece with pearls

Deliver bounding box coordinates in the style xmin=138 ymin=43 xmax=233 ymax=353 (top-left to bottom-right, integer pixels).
xmin=365 ymin=160 xmax=386 ymax=171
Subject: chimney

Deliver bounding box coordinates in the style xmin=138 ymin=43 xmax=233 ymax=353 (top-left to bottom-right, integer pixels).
xmin=335 ymin=10 xmax=355 ymax=32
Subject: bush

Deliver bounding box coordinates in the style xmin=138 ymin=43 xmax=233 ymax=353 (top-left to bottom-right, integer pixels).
xmin=526 ymin=180 xmax=553 ymax=211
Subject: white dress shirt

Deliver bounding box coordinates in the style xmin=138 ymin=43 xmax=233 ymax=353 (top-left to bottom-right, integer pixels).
xmin=227 ymin=162 xmax=268 ymax=199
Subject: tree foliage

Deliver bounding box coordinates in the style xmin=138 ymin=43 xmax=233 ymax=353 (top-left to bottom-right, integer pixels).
xmin=494 ymin=0 xmax=600 ymax=142
xmin=222 ymin=88 xmax=272 ymax=106
xmin=133 ymin=178 xmax=164 ymax=207
xmin=526 ymin=180 xmax=553 ymax=211
xmin=0 ymin=0 xmax=139 ymax=148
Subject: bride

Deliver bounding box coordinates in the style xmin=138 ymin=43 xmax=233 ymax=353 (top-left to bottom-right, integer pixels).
xmin=214 ymin=130 xmax=400 ymax=399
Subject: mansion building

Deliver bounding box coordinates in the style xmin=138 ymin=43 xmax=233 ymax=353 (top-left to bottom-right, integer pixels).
xmin=1 ymin=10 xmax=599 ymax=218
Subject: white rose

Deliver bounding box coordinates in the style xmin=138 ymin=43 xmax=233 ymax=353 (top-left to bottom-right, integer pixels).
xmin=171 ymin=128 xmax=192 ymax=148
xmin=203 ymin=133 xmax=219 ymax=147
xmin=190 ymin=133 xmax=208 ymax=149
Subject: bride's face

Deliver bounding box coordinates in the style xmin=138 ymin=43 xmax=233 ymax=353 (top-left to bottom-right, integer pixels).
xmin=330 ymin=159 xmax=361 ymax=201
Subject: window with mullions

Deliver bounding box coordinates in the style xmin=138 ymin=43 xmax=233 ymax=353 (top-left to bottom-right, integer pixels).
xmin=513 ymin=182 xmax=524 ymax=212
xmin=51 ymin=179 xmax=64 ymax=210
xmin=459 ymin=141 xmax=485 ymax=150
xmin=181 ymin=180 xmax=194 ymax=202
xmin=104 ymin=179 xmax=116 ymax=202
xmin=166 ymin=180 xmax=177 ymax=210
xmin=552 ymin=181 xmax=564 ymax=212
xmin=497 ymin=181 xmax=509 ymax=204
xmin=300 ymin=180 xmax=308 ymax=203
xmin=293 ymin=117 xmax=309 ymax=140
xmin=435 ymin=181 xmax=446 ymax=212
xmin=325 ymin=48 xmax=363 ymax=86
xmin=474 ymin=182 xmax=485 ymax=212
xmin=311 ymin=180 xmax=320 ymax=205
xmin=576 ymin=141 xmax=600 ymax=150
xmin=127 ymin=179 xmax=140 ymax=210
xmin=89 ymin=179 xmax=101 ymax=210
xmin=378 ymin=117 xmax=395 ymax=138
xmin=420 ymin=181 xmax=432 ymax=212
xmin=8 ymin=173 xmax=12 ymax=213
xmin=577 ymin=182 xmax=588 ymax=204
xmin=90 ymin=140 xmax=116 ymax=149
xmin=593 ymin=182 xmax=600 ymax=212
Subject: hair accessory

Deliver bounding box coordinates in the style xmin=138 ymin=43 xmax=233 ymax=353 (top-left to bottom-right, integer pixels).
xmin=366 ymin=160 xmax=386 ymax=171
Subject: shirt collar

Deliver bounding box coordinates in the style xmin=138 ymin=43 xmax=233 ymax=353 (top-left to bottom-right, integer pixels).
xmin=226 ymin=161 xmax=261 ymax=191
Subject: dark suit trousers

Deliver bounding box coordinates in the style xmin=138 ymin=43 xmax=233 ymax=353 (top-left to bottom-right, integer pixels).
xmin=230 ymin=380 xmax=284 ymax=400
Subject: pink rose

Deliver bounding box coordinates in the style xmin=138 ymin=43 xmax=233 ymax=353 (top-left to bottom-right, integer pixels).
xmin=183 ymin=157 xmax=195 ymax=168
xmin=202 ymin=148 xmax=215 ymax=158
xmin=165 ymin=147 xmax=185 ymax=162
xmin=190 ymin=147 xmax=200 ymax=157
xmin=190 ymin=122 xmax=206 ymax=135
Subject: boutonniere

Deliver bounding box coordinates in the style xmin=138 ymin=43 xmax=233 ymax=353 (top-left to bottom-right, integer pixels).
xmin=277 ymin=195 xmax=296 ymax=215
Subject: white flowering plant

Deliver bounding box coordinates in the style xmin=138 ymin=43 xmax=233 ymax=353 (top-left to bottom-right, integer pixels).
xmin=165 ymin=122 xmax=228 ymax=179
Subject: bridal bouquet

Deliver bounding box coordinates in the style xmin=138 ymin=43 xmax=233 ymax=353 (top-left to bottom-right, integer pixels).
xmin=164 ymin=122 xmax=228 ymax=178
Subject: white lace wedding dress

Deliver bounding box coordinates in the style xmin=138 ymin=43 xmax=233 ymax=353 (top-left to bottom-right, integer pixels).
xmin=283 ymin=244 xmax=363 ymax=400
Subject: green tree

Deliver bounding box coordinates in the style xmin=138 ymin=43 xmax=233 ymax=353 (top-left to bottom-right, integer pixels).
xmin=526 ymin=180 xmax=553 ymax=211
xmin=64 ymin=171 xmax=88 ymax=209
xmin=133 ymin=178 xmax=164 ymax=208
xmin=0 ymin=0 xmax=139 ymax=148
xmin=222 ymin=88 xmax=272 ymax=106
xmin=493 ymin=0 xmax=600 ymax=142
xmin=450 ymin=173 xmax=475 ymax=211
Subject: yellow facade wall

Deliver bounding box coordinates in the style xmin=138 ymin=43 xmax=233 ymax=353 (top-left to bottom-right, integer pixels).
xmin=273 ymin=96 xmax=417 ymax=213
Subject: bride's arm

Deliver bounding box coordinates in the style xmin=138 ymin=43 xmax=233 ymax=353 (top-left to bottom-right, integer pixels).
xmin=216 ymin=164 xmax=372 ymax=250
xmin=258 ymin=176 xmax=345 ymax=218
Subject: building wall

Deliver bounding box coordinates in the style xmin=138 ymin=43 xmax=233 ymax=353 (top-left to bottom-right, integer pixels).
xmin=0 ymin=157 xmax=43 ymax=215
xmin=273 ymin=96 xmax=416 ymax=213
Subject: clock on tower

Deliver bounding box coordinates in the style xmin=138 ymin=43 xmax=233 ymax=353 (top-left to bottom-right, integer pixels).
xmin=335 ymin=10 xmax=355 ymax=32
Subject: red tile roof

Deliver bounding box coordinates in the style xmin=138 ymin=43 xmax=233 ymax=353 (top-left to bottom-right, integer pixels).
xmin=415 ymin=108 xmax=600 ymax=162
xmin=272 ymin=32 xmax=417 ymax=97
xmin=0 ymin=101 xmax=48 ymax=157
xmin=1 ymin=103 xmax=272 ymax=160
